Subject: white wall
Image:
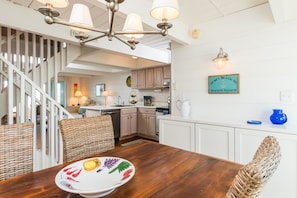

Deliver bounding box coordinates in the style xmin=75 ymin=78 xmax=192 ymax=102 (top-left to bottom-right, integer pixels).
xmin=171 ymin=4 xmax=297 ymax=127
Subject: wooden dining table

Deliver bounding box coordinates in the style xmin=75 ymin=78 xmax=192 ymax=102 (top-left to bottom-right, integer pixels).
xmin=0 ymin=140 xmax=242 ymax=198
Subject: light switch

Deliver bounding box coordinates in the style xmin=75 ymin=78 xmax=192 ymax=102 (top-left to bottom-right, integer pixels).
xmin=280 ymin=91 xmax=295 ymax=103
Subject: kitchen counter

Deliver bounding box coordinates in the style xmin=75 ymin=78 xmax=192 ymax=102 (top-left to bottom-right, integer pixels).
xmin=80 ymin=105 xmax=157 ymax=111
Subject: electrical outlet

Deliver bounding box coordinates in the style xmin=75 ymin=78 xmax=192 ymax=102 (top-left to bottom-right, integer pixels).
xmin=280 ymin=91 xmax=295 ymax=103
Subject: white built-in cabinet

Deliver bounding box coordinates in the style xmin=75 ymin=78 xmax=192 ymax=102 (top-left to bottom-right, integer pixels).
xmin=159 ymin=117 xmax=297 ymax=198
xmin=159 ymin=120 xmax=195 ymax=151
xmin=235 ymin=128 xmax=297 ymax=198
xmin=195 ymin=124 xmax=235 ymax=161
xmin=85 ymin=109 xmax=101 ymax=117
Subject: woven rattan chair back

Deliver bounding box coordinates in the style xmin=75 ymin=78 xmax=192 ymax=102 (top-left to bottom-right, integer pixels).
xmin=0 ymin=122 xmax=34 ymax=181
xmin=226 ymin=136 xmax=281 ymax=198
xmin=59 ymin=115 xmax=115 ymax=162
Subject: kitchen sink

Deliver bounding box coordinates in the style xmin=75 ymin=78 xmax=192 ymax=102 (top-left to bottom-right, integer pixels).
xmin=112 ymin=104 xmax=133 ymax=107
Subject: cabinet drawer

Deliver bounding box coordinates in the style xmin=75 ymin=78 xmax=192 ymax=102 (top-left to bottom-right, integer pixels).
xmin=138 ymin=108 xmax=155 ymax=114
xmin=121 ymin=108 xmax=137 ymax=114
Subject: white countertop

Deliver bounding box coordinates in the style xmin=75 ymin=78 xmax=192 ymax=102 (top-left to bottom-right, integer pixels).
xmin=80 ymin=105 xmax=158 ymax=111
xmin=158 ymin=114 xmax=297 ymax=135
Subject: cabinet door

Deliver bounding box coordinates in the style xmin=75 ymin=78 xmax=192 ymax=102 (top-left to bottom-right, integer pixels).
xmin=235 ymin=128 xmax=297 ymax=198
xmin=130 ymin=113 xmax=137 ymax=134
xmin=145 ymin=68 xmax=154 ymax=88
xmin=137 ymin=70 xmax=146 ymax=89
xmin=137 ymin=112 xmax=147 ymax=135
xmin=195 ymin=124 xmax=235 ymax=161
xmin=120 ymin=114 xmax=130 ymax=137
xmin=159 ymin=119 xmax=195 ymax=152
xmin=147 ymin=114 xmax=156 ymax=137
xmin=163 ymin=65 xmax=171 ymax=79
xmin=131 ymin=71 xmax=138 ymax=89
xmin=154 ymin=67 xmax=163 ymax=88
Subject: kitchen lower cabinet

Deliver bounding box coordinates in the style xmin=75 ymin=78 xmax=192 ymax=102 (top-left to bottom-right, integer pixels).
xmin=137 ymin=108 xmax=156 ymax=139
xmin=195 ymin=124 xmax=235 ymax=161
xmin=235 ymin=128 xmax=297 ymax=198
xmin=120 ymin=108 xmax=137 ymax=137
xmin=159 ymin=119 xmax=195 ymax=151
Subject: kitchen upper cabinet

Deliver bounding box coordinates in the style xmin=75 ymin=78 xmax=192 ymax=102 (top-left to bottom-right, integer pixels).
xmin=120 ymin=108 xmax=137 ymax=137
xmin=145 ymin=68 xmax=154 ymax=89
xmin=159 ymin=119 xmax=195 ymax=151
xmin=132 ymin=66 xmax=168 ymax=89
xmin=154 ymin=67 xmax=164 ymax=88
xmin=195 ymin=124 xmax=235 ymax=161
xmin=131 ymin=70 xmax=145 ymax=89
xmin=145 ymin=68 xmax=163 ymax=88
xmin=137 ymin=108 xmax=156 ymax=139
xmin=163 ymin=65 xmax=171 ymax=79
xmin=235 ymin=128 xmax=297 ymax=198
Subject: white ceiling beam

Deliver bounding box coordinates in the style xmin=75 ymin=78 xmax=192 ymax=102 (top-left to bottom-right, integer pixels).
xmin=269 ymin=0 xmax=297 ymax=23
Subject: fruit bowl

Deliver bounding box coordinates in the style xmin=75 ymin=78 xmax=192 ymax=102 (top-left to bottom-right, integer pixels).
xmin=55 ymin=157 xmax=135 ymax=198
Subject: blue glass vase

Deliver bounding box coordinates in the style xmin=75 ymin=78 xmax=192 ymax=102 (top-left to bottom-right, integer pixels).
xmin=270 ymin=109 xmax=287 ymax=124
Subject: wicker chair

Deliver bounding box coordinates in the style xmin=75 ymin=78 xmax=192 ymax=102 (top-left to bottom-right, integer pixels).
xmin=59 ymin=115 xmax=115 ymax=162
xmin=0 ymin=122 xmax=34 ymax=181
xmin=226 ymin=136 xmax=281 ymax=198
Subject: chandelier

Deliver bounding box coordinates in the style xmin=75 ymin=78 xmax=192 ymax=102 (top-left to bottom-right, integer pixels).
xmin=36 ymin=0 xmax=180 ymax=50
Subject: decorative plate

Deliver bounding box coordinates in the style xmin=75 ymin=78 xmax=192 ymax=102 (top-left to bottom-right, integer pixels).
xmin=55 ymin=157 xmax=135 ymax=198
xmin=126 ymin=76 xmax=131 ymax=87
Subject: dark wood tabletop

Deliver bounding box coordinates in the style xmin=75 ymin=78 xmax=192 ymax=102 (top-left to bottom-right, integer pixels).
xmin=0 ymin=141 xmax=242 ymax=198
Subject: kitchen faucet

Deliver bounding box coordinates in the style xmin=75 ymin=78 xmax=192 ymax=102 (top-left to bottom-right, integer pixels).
xmin=118 ymin=96 xmax=121 ymax=105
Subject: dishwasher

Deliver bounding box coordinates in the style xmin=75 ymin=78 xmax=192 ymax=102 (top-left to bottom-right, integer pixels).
xmin=101 ymin=109 xmax=121 ymax=140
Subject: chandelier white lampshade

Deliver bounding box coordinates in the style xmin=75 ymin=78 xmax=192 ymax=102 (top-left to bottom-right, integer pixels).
xmin=123 ymin=13 xmax=144 ymax=39
xmin=150 ymin=0 xmax=180 ymax=21
xmin=69 ymin=4 xmax=94 ymax=32
xmin=37 ymin=0 xmax=68 ymax=8
xmin=37 ymin=0 xmax=180 ymax=50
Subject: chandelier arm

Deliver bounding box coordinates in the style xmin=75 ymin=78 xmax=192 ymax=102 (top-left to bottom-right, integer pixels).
xmin=80 ymin=34 xmax=108 ymax=44
xmin=115 ymin=30 xmax=164 ymax=35
xmin=114 ymin=35 xmax=136 ymax=50
xmin=50 ymin=18 xmax=107 ymax=34
xmin=108 ymin=9 xmax=116 ymax=38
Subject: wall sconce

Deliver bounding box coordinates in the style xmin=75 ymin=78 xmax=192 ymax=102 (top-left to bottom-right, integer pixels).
xmin=213 ymin=48 xmax=228 ymax=69
xmin=74 ymin=90 xmax=82 ymax=106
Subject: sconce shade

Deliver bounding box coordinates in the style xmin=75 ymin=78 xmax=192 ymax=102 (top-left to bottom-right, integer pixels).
xmin=123 ymin=13 xmax=144 ymax=39
xmin=74 ymin=90 xmax=82 ymax=97
xmin=69 ymin=4 xmax=94 ymax=32
xmin=150 ymin=0 xmax=180 ymax=21
xmin=213 ymin=48 xmax=228 ymax=68
xmin=37 ymin=0 xmax=69 ymax=8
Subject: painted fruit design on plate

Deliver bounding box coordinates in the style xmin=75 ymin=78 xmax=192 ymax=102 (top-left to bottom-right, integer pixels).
xmin=83 ymin=158 xmax=101 ymax=172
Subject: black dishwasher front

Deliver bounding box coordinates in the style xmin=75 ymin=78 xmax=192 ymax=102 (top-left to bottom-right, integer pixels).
xmin=101 ymin=109 xmax=120 ymax=140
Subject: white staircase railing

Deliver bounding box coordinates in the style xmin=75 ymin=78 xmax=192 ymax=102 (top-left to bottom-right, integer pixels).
xmin=0 ymin=26 xmax=80 ymax=170
xmin=0 ymin=55 xmax=74 ymax=170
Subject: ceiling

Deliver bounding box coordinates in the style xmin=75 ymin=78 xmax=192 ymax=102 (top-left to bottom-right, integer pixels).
xmin=9 ymin=0 xmax=270 ymax=50
xmin=5 ymin=0 xmax=297 ymax=75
